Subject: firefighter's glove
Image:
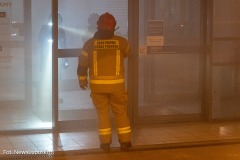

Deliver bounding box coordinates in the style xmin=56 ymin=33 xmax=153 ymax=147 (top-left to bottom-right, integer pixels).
xmin=79 ymin=79 xmax=88 ymax=90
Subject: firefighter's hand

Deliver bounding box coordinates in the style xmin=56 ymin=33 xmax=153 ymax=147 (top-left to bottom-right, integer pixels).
xmin=79 ymin=79 xmax=88 ymax=90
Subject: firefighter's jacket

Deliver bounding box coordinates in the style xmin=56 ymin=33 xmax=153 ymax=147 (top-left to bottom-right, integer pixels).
xmin=77 ymin=34 xmax=131 ymax=93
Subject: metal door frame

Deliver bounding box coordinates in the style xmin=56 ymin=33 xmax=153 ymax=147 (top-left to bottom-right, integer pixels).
xmin=130 ymin=0 xmax=209 ymax=125
xmin=52 ymin=0 xmax=210 ymax=129
xmin=52 ymin=0 xmax=136 ymax=131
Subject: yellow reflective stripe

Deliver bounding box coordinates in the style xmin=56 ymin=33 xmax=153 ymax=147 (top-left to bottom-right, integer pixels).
xmin=78 ymin=76 xmax=87 ymax=80
xmin=117 ymin=126 xmax=131 ymax=134
xmin=93 ymin=76 xmax=121 ymax=80
xmin=93 ymin=51 xmax=98 ymax=76
xmin=118 ymin=126 xmax=131 ymax=131
xmin=118 ymin=130 xmax=131 ymax=134
xmin=81 ymin=51 xmax=88 ymax=57
xmin=90 ymin=79 xmax=124 ymax=84
xmin=99 ymin=128 xmax=111 ymax=135
xmin=116 ymin=50 xmax=120 ymax=76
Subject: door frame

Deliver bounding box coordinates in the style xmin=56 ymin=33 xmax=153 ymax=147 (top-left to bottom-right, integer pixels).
xmin=0 ymin=0 xmax=211 ymax=134
xmin=52 ymin=0 xmax=210 ymax=130
xmin=130 ymin=0 xmax=209 ymax=125
xmin=52 ymin=0 xmax=136 ymax=131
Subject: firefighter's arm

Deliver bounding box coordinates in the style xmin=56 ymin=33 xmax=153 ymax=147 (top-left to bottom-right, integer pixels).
xmin=77 ymin=50 xmax=89 ymax=90
xmin=77 ymin=66 xmax=88 ymax=90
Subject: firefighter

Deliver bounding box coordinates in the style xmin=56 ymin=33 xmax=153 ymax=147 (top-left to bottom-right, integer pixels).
xmin=38 ymin=12 xmax=67 ymax=69
xmin=38 ymin=12 xmax=68 ymax=105
xmin=77 ymin=12 xmax=132 ymax=151
xmin=82 ymin=13 xmax=99 ymax=43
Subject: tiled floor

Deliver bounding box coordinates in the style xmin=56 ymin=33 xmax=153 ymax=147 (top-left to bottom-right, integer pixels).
xmin=1 ymin=121 xmax=240 ymax=155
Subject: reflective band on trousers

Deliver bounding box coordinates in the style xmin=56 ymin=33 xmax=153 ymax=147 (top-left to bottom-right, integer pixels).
xmin=90 ymin=79 xmax=124 ymax=84
xmin=117 ymin=126 xmax=131 ymax=134
xmin=99 ymin=128 xmax=111 ymax=135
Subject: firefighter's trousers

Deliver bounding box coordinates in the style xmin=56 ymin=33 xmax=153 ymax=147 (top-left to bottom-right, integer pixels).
xmin=91 ymin=89 xmax=131 ymax=144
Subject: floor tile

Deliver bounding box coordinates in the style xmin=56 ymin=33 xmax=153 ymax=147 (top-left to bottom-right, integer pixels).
xmin=0 ymin=121 xmax=240 ymax=155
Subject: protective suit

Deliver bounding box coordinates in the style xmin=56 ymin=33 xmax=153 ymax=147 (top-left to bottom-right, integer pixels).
xmin=77 ymin=12 xmax=132 ymax=150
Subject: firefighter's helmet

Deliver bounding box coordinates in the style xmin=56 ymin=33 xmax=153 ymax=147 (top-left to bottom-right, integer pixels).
xmin=97 ymin=12 xmax=116 ymax=31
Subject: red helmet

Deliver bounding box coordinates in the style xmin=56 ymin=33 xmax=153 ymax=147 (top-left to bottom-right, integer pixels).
xmin=97 ymin=12 xmax=116 ymax=31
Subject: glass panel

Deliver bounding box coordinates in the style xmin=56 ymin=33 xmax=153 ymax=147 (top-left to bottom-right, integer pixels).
xmin=0 ymin=0 xmax=52 ymax=131
xmin=212 ymin=0 xmax=240 ymax=119
xmin=213 ymin=0 xmax=240 ymax=37
xmin=138 ymin=0 xmax=202 ymax=117
xmin=212 ymin=66 xmax=240 ymax=119
xmin=33 ymin=0 xmax=52 ymax=125
xmin=212 ymin=41 xmax=239 ymax=64
xmin=58 ymin=0 xmax=128 ymax=121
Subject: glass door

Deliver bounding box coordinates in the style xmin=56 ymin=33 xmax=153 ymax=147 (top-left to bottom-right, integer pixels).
xmin=210 ymin=0 xmax=240 ymax=120
xmin=57 ymin=0 xmax=129 ymax=128
xmin=0 ymin=0 xmax=53 ymax=131
xmin=135 ymin=0 xmax=204 ymax=123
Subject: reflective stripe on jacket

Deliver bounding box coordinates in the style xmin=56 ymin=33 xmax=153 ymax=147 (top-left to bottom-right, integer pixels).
xmin=78 ymin=35 xmax=131 ymax=93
